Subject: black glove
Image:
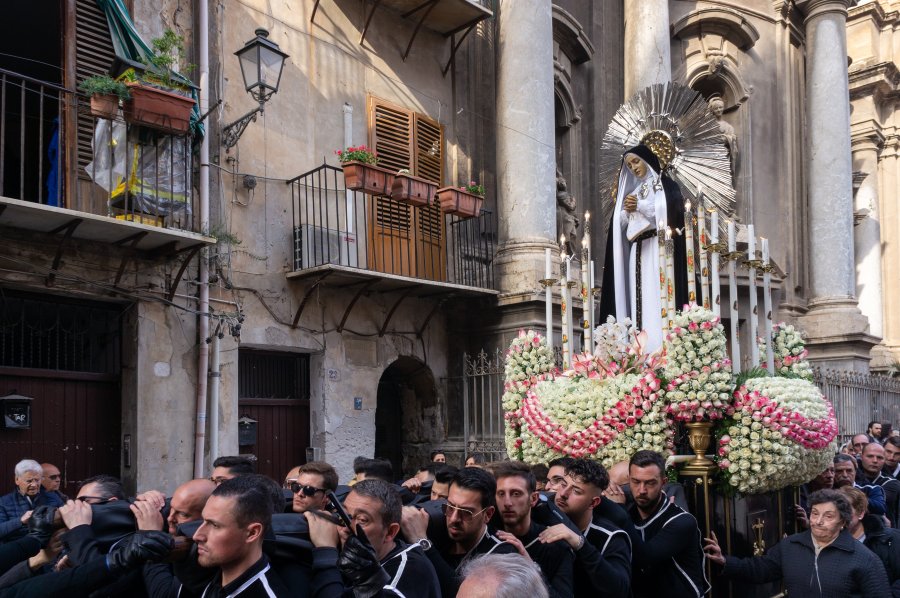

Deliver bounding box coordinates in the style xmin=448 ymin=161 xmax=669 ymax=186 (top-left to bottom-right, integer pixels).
xmin=27 ymin=505 xmax=57 ymax=548
xmin=106 ymin=531 xmax=173 ymax=573
xmin=338 ymin=533 xmax=389 ymax=598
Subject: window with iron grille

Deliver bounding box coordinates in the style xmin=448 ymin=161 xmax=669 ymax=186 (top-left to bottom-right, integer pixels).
xmin=238 ymin=349 xmax=310 ymax=400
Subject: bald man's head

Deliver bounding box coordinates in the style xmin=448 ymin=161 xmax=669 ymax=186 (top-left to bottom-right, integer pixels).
xmin=608 ymin=461 xmax=629 ymax=487
xmin=168 ymin=478 xmax=216 ymax=534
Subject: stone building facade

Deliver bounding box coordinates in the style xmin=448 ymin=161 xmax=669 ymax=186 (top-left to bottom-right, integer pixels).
xmin=0 ymin=0 xmax=884 ymax=491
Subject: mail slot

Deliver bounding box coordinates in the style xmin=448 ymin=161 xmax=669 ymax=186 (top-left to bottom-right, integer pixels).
xmin=238 ymin=416 xmax=257 ymax=446
xmin=0 ymin=394 xmax=32 ymax=430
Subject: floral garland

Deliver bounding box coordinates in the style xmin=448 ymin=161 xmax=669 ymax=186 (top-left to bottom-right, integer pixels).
xmin=758 ymin=323 xmax=814 ymax=380
xmin=717 ymin=377 xmax=837 ymax=494
xmin=502 ymin=330 xmax=557 ymax=459
xmin=662 ymin=305 xmax=735 ymax=421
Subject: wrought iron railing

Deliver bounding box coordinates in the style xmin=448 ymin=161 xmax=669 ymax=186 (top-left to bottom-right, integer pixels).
xmin=814 ymin=367 xmax=900 ymax=443
xmin=0 ymin=67 xmax=197 ymax=232
xmin=288 ymin=163 xmax=497 ymax=289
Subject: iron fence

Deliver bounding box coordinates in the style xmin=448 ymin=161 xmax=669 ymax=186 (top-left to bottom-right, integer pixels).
xmin=814 ymin=368 xmax=900 ymax=443
xmin=461 ymin=348 xmax=507 ymax=461
xmin=288 ymin=163 xmax=497 ymax=289
xmin=0 ymin=67 xmax=197 ymax=232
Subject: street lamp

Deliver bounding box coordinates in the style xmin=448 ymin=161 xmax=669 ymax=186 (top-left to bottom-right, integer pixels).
xmin=221 ymin=28 xmax=289 ymax=149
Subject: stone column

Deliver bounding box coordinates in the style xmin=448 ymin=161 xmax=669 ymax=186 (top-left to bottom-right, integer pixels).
xmin=880 ymin=133 xmax=900 ymax=367
xmin=796 ymin=0 xmax=876 ymax=371
xmin=623 ymin=0 xmax=672 ymax=98
xmin=495 ymin=0 xmax=557 ymax=299
xmin=851 ymin=133 xmax=883 ymax=339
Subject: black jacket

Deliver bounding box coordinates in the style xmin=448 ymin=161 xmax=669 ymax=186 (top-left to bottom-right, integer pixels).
xmin=517 ymin=521 xmax=574 ymax=598
xmin=629 ymin=493 xmax=709 ymax=598
xmin=424 ymin=528 xmax=516 ymax=598
xmin=381 ymin=541 xmax=440 ymax=598
xmin=857 ymin=470 xmax=900 ymax=527
xmin=862 ymin=513 xmax=900 ymax=597
xmin=193 ymin=555 xmax=290 ymax=598
xmin=722 ymin=528 xmax=891 ymax=597
xmin=573 ymin=516 xmax=631 ymax=598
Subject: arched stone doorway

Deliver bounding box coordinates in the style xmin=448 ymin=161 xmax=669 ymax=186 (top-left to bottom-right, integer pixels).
xmin=375 ymin=357 xmax=441 ymax=478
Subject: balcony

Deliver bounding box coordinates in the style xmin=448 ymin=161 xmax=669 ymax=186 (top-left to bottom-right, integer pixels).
xmin=0 ymin=68 xmax=212 ymax=256
xmin=286 ymin=163 xmax=497 ymax=326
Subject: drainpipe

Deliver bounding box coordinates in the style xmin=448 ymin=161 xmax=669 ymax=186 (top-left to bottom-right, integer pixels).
xmin=209 ymin=330 xmax=221 ymax=462
xmin=194 ymin=0 xmax=211 ymax=479
xmin=343 ymin=103 xmax=353 ymax=235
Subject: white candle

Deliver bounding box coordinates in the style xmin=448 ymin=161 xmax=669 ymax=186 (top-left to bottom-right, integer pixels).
xmin=665 ymin=227 xmax=676 ymax=327
xmin=566 ymin=256 xmax=575 ymax=365
xmin=589 ymin=259 xmax=596 ymax=348
xmin=545 ymin=248 xmax=553 ymax=348
xmin=698 ymin=207 xmax=710 ymax=309
xmin=658 ymin=221 xmax=669 ymax=332
xmin=748 ymin=226 xmax=760 ymax=368
xmin=727 ymin=220 xmax=741 ymax=372
xmin=711 ymin=211 xmax=721 ymax=317
xmin=762 ymin=238 xmax=775 ymax=374
xmin=560 ymin=237 xmax=569 ymax=368
xmin=684 ymin=201 xmax=696 ymax=307
xmin=581 ymin=236 xmax=591 ymax=354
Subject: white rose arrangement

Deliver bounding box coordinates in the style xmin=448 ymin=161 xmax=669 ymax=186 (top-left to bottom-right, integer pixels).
xmin=662 ymin=305 xmax=735 ymax=422
xmin=758 ymin=323 xmax=814 ymax=380
xmin=717 ymin=376 xmax=837 ymax=494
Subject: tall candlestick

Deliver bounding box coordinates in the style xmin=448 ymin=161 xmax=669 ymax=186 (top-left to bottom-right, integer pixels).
xmin=581 ymin=236 xmax=591 ymax=354
xmin=748 ymin=225 xmax=760 ymax=368
xmin=589 ymin=259 xmax=596 ymax=348
xmin=658 ymin=221 xmax=669 ymax=332
xmin=560 ymin=236 xmax=570 ymax=369
xmin=762 ymin=238 xmax=775 ymax=374
xmin=698 ymin=207 xmax=710 ymax=309
xmin=684 ymin=201 xmax=697 ymax=307
xmin=544 ymin=248 xmax=553 ymax=348
xmin=566 ymin=256 xmax=575 ymax=363
xmin=665 ymin=227 xmax=676 ymax=327
xmin=727 ymin=220 xmax=741 ymax=372
xmin=711 ymin=211 xmax=721 ymax=317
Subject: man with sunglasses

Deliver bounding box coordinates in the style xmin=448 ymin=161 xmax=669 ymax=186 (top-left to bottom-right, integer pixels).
xmin=286 ymin=461 xmax=338 ymax=514
xmin=39 ymin=464 xmax=67 ymax=504
xmin=400 ymin=467 xmax=516 ymax=597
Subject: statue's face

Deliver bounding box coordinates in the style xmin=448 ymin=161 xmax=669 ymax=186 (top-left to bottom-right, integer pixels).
xmin=709 ymin=100 xmax=724 ymax=117
xmin=625 ymin=154 xmax=647 ymax=178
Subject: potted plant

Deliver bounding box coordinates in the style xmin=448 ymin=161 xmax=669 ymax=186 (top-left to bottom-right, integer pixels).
xmin=335 ymin=145 xmax=395 ymax=195
xmin=391 ymin=168 xmax=437 ymax=207
xmin=436 ymin=181 xmax=485 ymax=218
xmin=120 ymin=29 xmax=196 ymax=134
xmin=78 ymin=75 xmax=130 ymax=120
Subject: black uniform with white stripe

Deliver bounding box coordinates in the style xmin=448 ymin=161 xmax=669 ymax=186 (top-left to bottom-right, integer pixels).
xmin=380 ymin=540 xmax=440 ymax=598
xmin=629 ymin=492 xmax=709 ymax=598
xmin=572 ymin=516 xmax=631 ymax=598
xmin=423 ymin=529 xmax=517 ymax=598
xmin=195 ymin=555 xmax=290 ymax=598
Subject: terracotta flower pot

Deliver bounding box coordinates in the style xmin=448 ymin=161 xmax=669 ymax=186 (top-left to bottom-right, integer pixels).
xmin=391 ymin=173 xmax=437 ymax=207
xmin=341 ymin=161 xmax=395 ymax=195
xmin=123 ymin=83 xmax=195 ymax=134
xmin=90 ymin=93 xmax=120 ymax=120
xmin=436 ymin=186 xmax=484 ymax=218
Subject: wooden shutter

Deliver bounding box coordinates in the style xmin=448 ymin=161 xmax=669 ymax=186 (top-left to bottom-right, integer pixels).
xmin=74 ymin=0 xmax=117 ymax=176
xmin=367 ymin=97 xmax=446 ymax=281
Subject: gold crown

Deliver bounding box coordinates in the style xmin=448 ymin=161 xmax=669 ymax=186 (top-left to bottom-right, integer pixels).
xmin=640 ymin=130 xmax=676 ymax=169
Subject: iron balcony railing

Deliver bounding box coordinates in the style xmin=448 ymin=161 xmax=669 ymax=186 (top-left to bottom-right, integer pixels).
xmin=814 ymin=368 xmax=900 ymax=444
xmin=288 ymin=163 xmax=496 ymax=290
xmin=0 ymin=67 xmax=197 ymax=232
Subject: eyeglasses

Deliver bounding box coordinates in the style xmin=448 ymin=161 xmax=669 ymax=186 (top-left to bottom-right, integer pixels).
xmin=441 ymin=502 xmax=489 ymax=522
xmin=290 ymin=482 xmax=325 ymax=497
xmin=209 ymin=476 xmax=230 ymax=485
xmin=77 ymin=496 xmax=112 ymax=505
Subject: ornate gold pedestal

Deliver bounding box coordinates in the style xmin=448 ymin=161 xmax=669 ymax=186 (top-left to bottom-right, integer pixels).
xmin=682 ymin=421 xmax=719 ymax=475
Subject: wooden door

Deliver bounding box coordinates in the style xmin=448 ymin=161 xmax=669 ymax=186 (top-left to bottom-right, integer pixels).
xmin=0 ymin=368 xmax=121 ymax=496
xmin=238 ymin=350 xmax=310 ymax=481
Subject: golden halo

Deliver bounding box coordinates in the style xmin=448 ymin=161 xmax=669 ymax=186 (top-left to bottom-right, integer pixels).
xmin=640 ymin=130 xmax=676 ymax=169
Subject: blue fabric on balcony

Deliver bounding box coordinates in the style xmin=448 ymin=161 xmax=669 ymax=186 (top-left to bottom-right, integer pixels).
xmin=95 ymin=0 xmax=204 ymax=139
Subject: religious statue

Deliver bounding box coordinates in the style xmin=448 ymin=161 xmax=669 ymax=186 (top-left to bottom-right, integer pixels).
xmin=708 ymin=96 xmax=739 ymax=182
xmin=556 ymin=169 xmax=579 ymax=256
xmin=599 ymin=144 xmax=688 ymax=353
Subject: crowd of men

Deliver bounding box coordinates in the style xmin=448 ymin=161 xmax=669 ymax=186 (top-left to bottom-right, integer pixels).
xmin=0 ymin=424 xmax=897 ymax=597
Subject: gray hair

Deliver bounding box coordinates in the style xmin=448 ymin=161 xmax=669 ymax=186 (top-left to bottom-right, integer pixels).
xmin=459 ymin=553 xmax=548 ymax=598
xmin=15 ymin=460 xmax=41 ymax=478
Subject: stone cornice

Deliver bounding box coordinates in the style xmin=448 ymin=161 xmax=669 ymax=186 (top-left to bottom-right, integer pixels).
xmin=671 ymin=7 xmax=761 ymax=50
xmin=552 ymin=5 xmax=594 ymax=65
xmin=847 ymin=0 xmax=899 ymax=27
xmin=848 ymin=60 xmax=900 ymax=101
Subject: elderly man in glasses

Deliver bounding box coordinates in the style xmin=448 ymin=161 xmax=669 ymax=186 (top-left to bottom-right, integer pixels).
xmin=0 ymin=459 xmax=65 ymax=542
xmin=284 ymin=461 xmax=338 ymax=514
xmin=400 ymin=467 xmax=517 ymax=597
